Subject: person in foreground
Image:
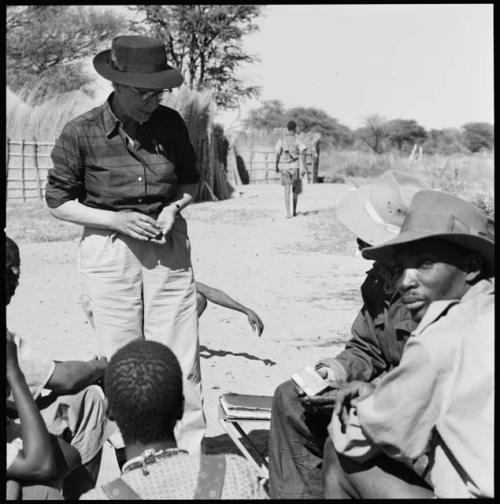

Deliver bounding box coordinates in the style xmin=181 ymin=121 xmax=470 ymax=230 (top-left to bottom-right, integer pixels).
xmin=7 ymin=332 xmax=61 ymax=500
xmin=45 ymin=35 xmax=204 ymax=456
xmin=268 ymin=170 xmax=429 ymax=499
xmin=5 ymin=235 xmax=110 ymax=499
xmin=81 ymin=339 xmax=268 ymax=499
xmin=195 ymin=281 xmax=264 ymax=336
xmin=324 ymin=190 xmax=494 ymax=498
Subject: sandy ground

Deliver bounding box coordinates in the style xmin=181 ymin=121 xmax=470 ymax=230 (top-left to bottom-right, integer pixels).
xmin=7 ymin=182 xmax=369 ymax=485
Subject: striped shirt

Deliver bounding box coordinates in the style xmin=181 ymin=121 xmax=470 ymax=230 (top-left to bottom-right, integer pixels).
xmin=46 ymin=94 xmax=200 ymax=219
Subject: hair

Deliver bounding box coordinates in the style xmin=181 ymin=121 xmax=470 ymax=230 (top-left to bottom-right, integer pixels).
xmin=105 ymin=340 xmax=184 ymax=445
xmin=5 ymin=236 xmax=20 ymax=304
xmin=6 ymin=235 xmax=20 ymax=269
xmin=286 ymin=120 xmax=297 ymax=131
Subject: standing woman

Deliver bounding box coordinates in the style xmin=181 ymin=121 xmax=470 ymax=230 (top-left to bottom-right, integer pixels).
xmin=45 ymin=36 xmax=205 ymax=455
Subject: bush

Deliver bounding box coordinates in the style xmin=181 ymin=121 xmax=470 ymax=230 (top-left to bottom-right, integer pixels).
xmin=469 ymin=193 xmax=494 ymax=220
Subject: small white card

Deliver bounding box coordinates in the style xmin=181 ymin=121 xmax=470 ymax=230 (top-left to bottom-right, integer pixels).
xmin=292 ymin=365 xmax=330 ymax=396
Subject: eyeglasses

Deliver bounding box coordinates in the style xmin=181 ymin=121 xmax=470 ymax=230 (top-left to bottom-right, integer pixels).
xmin=129 ymin=86 xmax=172 ymax=102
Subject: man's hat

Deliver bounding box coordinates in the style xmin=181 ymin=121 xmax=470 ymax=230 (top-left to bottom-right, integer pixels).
xmin=335 ymin=170 xmax=431 ymax=245
xmin=362 ymin=190 xmax=495 ymax=275
xmin=93 ymin=35 xmax=184 ymax=89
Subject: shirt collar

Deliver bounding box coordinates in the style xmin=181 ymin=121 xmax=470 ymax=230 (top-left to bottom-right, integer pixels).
xmin=103 ymin=92 xmax=122 ymax=139
xmin=413 ymin=277 xmax=494 ymax=337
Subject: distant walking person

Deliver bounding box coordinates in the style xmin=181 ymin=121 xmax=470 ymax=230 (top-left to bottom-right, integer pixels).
xmin=275 ymin=120 xmax=307 ymax=218
xmin=45 ymin=35 xmax=204 ymax=456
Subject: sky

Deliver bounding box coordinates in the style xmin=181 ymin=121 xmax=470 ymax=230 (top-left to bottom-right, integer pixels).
xmin=219 ymin=4 xmax=494 ymax=131
xmin=92 ymin=4 xmax=493 ymax=132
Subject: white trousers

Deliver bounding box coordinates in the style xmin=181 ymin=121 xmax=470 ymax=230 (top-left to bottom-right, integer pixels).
xmin=78 ymin=215 xmax=206 ymax=456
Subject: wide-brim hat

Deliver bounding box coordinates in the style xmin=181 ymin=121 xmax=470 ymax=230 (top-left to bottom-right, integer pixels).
xmin=335 ymin=170 xmax=431 ymax=245
xmin=93 ymin=35 xmax=184 ymax=89
xmin=362 ymin=190 xmax=495 ymax=275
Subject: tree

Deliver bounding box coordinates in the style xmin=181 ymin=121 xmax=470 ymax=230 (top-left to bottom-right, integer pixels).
xmin=385 ymin=119 xmax=427 ymax=153
xmin=461 ymin=122 xmax=494 ymax=153
xmin=355 ymin=115 xmax=389 ymax=154
xmin=243 ymin=101 xmax=353 ymax=148
xmin=131 ymin=5 xmax=262 ymax=109
xmin=287 ymin=107 xmax=354 ymax=148
xmin=242 ymin=100 xmax=287 ymax=131
xmin=423 ymin=128 xmax=468 ymax=155
xmin=7 ymin=6 xmax=127 ymax=102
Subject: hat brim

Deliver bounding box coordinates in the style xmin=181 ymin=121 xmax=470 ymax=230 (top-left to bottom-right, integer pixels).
xmin=93 ymin=50 xmax=184 ymax=89
xmin=362 ymin=231 xmax=495 ymax=275
xmin=335 ymin=186 xmax=399 ymax=245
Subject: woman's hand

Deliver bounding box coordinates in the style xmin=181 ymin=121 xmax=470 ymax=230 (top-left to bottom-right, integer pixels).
xmin=111 ymin=211 xmax=162 ymax=241
xmin=151 ymin=206 xmax=179 ymax=244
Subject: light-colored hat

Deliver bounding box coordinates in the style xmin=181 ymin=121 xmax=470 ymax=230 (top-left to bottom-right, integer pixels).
xmin=335 ymin=170 xmax=431 ymax=245
xmin=93 ymin=35 xmax=183 ymax=89
xmin=362 ymin=190 xmax=495 ymax=275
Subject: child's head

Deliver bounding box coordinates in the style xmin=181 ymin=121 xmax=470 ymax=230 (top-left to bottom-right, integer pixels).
xmin=105 ymin=340 xmax=184 ymax=445
xmin=5 ymin=236 xmax=20 ymax=305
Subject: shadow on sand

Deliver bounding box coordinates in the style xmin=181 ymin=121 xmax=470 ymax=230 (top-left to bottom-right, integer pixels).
xmin=200 ymin=345 xmax=277 ymax=366
xmin=203 ymin=429 xmax=269 ymax=458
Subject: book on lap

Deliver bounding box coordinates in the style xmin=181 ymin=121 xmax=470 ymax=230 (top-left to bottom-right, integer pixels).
xmin=219 ymin=393 xmax=272 ymax=420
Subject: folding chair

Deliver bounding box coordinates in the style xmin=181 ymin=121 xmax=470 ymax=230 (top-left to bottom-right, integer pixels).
xmin=218 ymin=393 xmax=272 ymax=480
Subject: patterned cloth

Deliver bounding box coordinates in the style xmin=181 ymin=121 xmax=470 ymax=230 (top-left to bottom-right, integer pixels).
xmin=330 ymin=278 xmax=494 ymax=498
xmin=81 ymin=453 xmax=268 ymax=499
xmin=275 ymin=132 xmax=303 ymax=187
xmin=46 ymin=93 xmax=200 ymax=219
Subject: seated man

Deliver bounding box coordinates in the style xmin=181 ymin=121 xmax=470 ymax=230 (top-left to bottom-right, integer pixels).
xmin=324 ymin=190 xmax=494 ymax=498
xmin=5 ymin=235 xmax=110 ymax=499
xmin=7 ymin=332 xmax=61 ymax=500
xmin=195 ymin=281 xmax=264 ymax=336
xmin=268 ymin=170 xmax=430 ymax=499
xmin=81 ymin=339 xmax=268 ymax=499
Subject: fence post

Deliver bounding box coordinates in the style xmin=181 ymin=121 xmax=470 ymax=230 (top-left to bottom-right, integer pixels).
xmin=21 ymin=139 xmax=26 ymax=202
xmin=264 ymin=152 xmax=269 ymax=183
xmin=33 ymin=137 xmax=43 ymax=200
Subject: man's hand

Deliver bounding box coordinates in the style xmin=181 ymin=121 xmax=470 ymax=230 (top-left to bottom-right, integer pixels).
xmin=88 ymin=355 xmax=107 ymax=387
xmin=246 ymin=309 xmax=264 ymax=337
xmin=275 ymin=165 xmax=279 ymax=173
xmin=151 ymin=205 xmax=178 ymax=244
xmin=334 ymin=380 xmax=375 ymax=431
xmin=111 ymin=211 xmax=162 ymax=241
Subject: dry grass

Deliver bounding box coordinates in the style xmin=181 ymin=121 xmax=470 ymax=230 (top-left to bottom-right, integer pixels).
xmin=318 ymin=149 xmax=494 ymax=218
xmin=7 ymin=87 xmax=97 ymax=142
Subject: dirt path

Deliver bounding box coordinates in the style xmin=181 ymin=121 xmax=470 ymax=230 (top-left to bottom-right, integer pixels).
xmin=7 ymin=182 xmax=369 ymax=483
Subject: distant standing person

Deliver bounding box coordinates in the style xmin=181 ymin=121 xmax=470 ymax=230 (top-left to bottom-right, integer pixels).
xmin=45 ymin=35 xmax=204 ymax=456
xmin=275 ymin=120 xmax=307 ymax=218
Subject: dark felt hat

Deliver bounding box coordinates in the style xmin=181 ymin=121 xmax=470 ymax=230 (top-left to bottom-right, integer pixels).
xmin=93 ymin=35 xmax=183 ymax=89
xmin=362 ymin=190 xmax=495 ymax=275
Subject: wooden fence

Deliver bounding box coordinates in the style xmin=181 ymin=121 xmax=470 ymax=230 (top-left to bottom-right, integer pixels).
xmin=5 ymin=135 xmax=232 ymax=203
xmin=6 ymin=139 xmax=54 ymax=201
xmin=230 ymin=149 xmax=318 ymax=184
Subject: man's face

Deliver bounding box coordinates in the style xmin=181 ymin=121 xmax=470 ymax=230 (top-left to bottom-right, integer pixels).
xmin=116 ymin=85 xmax=165 ymax=124
xmin=392 ymin=239 xmax=473 ymax=323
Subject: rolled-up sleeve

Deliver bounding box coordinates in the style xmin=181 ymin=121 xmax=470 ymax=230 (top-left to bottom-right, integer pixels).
xmin=334 ymin=308 xmax=388 ymax=382
xmin=46 ymin=122 xmax=85 ymax=208
xmin=174 ymin=114 xmax=200 ymax=185
xmin=356 ymin=338 xmax=442 ymax=463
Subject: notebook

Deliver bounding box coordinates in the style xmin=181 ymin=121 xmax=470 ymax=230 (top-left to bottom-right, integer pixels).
xmin=220 ymin=393 xmax=272 ymax=420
